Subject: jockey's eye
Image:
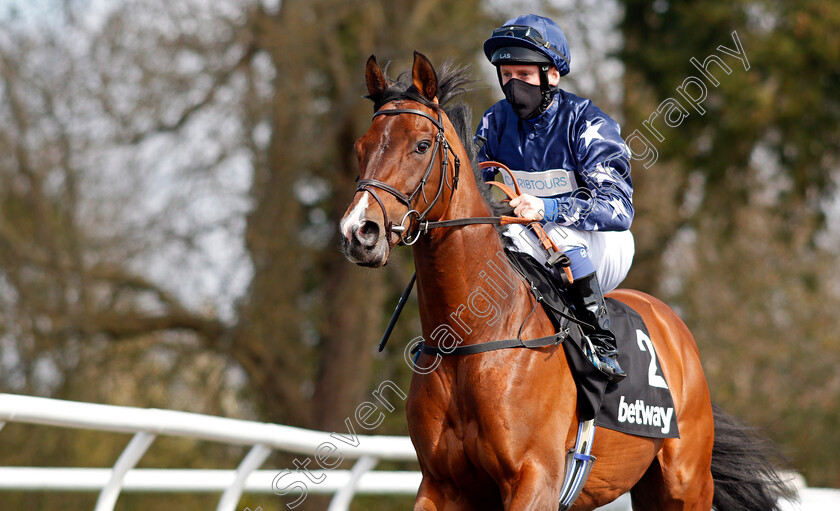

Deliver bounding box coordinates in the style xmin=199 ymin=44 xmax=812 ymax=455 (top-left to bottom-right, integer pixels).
xmin=415 ymin=140 xmax=432 ymax=154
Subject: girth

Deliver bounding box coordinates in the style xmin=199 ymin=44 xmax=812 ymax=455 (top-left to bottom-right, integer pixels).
xmin=412 ymin=330 xmax=568 ymax=358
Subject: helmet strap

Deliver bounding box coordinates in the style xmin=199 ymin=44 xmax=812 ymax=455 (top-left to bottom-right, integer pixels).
xmin=537 ymin=65 xmax=558 ymax=112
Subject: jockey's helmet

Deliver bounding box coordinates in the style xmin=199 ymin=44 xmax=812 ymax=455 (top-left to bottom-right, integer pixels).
xmin=483 ymin=14 xmax=571 ymax=77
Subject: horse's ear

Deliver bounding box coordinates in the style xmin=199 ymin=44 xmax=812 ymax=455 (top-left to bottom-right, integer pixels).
xmin=365 ymin=55 xmax=388 ymax=97
xmin=412 ymin=51 xmax=438 ymax=102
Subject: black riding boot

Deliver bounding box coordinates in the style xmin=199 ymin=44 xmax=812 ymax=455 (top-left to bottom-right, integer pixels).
xmin=566 ymin=272 xmax=627 ymax=382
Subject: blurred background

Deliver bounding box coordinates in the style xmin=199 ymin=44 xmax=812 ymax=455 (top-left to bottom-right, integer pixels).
xmin=0 ymin=0 xmax=837 ymax=509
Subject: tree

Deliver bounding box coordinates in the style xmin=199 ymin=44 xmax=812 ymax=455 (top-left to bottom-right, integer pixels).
xmin=0 ymin=1 xmax=497 ymax=509
xmin=620 ymin=0 xmax=840 ymax=486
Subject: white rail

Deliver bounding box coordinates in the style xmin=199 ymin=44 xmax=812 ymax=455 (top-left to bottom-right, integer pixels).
xmin=0 ymin=393 xmax=416 ymax=458
xmin=0 ymin=467 xmax=421 ymax=493
xmin=0 ymin=393 xmax=417 ymax=511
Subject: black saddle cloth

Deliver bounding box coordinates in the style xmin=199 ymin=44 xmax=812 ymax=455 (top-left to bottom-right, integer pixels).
xmin=505 ymin=249 xmax=679 ymax=439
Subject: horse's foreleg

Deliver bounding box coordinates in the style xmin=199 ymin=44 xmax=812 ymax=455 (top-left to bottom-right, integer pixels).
xmin=500 ymin=460 xmax=561 ymax=511
xmin=414 ymin=478 xmax=446 ymax=511
xmin=414 ymin=476 xmax=489 ymax=511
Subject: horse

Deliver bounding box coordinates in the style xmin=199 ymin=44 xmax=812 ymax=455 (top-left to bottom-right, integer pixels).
xmin=339 ymin=51 xmax=791 ymax=511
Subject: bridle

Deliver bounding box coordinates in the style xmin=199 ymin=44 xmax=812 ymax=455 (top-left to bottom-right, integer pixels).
xmin=355 ymin=104 xmax=460 ymax=245
xmin=354 ymin=103 xmax=528 ymax=246
xmin=359 ymin=102 xmax=580 ymax=355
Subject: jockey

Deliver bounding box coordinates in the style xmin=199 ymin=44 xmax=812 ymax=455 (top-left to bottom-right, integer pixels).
xmin=475 ymin=14 xmax=634 ymax=382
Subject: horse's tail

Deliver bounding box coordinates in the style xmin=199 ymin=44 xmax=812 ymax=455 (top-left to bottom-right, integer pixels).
xmin=711 ymin=403 xmax=798 ymax=511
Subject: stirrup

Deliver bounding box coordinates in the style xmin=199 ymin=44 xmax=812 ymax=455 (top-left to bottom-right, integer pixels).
xmin=595 ymin=352 xmax=626 ymax=382
xmin=558 ymin=419 xmax=597 ymax=510
xmin=583 ymin=336 xmax=626 ymax=382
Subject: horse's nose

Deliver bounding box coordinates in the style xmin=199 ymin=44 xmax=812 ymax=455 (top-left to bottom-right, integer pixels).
xmin=353 ymin=219 xmax=381 ymax=249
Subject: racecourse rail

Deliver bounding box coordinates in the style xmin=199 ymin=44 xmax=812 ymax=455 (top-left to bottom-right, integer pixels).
xmin=0 ymin=393 xmax=836 ymax=510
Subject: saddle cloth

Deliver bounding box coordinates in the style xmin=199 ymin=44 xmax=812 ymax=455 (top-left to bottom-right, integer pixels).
xmin=596 ymin=299 xmax=679 ymax=438
xmin=505 ymin=249 xmax=679 ymax=439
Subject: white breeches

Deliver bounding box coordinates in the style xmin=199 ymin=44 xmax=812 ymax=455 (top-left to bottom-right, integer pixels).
xmin=502 ymin=223 xmax=635 ymax=293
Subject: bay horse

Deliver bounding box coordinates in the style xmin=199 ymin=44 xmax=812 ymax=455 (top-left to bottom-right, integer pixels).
xmin=339 ymin=51 xmax=791 ymax=510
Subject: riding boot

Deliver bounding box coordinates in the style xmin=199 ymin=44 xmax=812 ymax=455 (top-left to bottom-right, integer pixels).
xmin=566 ymin=272 xmax=627 ymax=382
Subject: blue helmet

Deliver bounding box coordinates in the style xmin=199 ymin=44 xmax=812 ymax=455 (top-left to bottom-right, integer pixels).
xmin=483 ymin=14 xmax=571 ymax=77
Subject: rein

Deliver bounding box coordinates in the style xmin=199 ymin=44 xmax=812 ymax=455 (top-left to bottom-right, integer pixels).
xmin=360 ymin=103 xmax=572 ymax=352
xmin=354 ymin=105 xmax=529 ymax=245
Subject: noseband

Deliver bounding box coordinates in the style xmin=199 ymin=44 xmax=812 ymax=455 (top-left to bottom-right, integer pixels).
xmin=355 ymin=105 xmax=461 ymax=245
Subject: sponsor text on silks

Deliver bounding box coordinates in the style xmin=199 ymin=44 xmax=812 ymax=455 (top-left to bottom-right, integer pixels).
xmin=501 ymin=168 xmax=578 ymax=197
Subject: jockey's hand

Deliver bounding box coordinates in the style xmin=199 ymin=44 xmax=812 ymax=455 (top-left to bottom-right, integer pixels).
xmin=509 ymin=194 xmax=545 ymax=221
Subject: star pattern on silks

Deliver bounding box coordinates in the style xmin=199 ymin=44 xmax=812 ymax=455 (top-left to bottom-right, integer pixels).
xmin=560 ymin=208 xmax=582 ymax=226
xmin=581 ymin=119 xmax=605 ymax=148
xmin=586 ymin=163 xmax=617 ymax=185
xmin=609 ymin=197 xmax=631 ymax=220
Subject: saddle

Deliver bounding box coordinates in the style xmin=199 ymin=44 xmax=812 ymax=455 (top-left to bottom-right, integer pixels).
xmin=505 ymin=246 xmax=679 ymax=439
xmin=504 ymin=247 xmax=610 ymax=422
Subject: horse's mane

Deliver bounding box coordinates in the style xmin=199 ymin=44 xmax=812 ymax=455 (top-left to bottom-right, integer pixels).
xmin=365 ymin=59 xmax=504 ymax=215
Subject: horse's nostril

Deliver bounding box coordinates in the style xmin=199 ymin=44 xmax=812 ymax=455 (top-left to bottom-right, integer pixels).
xmin=355 ymin=220 xmax=381 ymax=248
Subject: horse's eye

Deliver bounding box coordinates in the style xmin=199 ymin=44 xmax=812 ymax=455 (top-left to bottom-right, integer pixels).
xmin=415 ymin=141 xmax=431 ymax=154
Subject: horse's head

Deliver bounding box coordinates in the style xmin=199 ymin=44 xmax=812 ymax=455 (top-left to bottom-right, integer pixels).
xmin=340 ymin=52 xmax=460 ymax=267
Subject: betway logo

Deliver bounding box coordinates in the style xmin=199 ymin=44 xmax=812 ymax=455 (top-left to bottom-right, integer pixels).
xmin=617 ymin=395 xmax=674 ymax=435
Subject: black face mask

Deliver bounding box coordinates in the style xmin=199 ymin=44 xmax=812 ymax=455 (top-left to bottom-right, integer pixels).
xmin=502 ymin=79 xmax=544 ymax=120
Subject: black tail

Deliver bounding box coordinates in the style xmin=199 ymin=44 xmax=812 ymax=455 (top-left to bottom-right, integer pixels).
xmin=711 ymin=404 xmax=798 ymax=511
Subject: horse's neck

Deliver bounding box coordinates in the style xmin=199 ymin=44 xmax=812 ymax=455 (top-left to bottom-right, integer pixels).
xmin=412 ymin=176 xmax=531 ymax=346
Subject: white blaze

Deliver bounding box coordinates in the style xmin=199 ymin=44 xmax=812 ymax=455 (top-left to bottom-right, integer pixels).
xmin=340 ymin=192 xmax=370 ymax=240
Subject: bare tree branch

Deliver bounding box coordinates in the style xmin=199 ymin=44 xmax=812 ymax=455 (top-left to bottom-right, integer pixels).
xmin=84 ymin=309 xmax=227 ymax=341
